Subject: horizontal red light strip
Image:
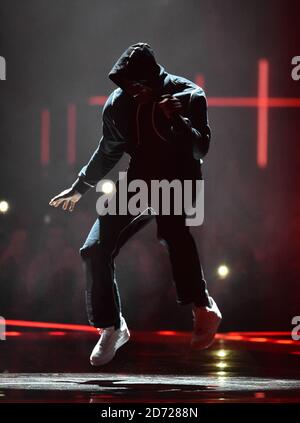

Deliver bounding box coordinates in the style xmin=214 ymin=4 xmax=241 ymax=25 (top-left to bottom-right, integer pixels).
xmin=88 ymin=95 xmax=300 ymax=108
xmin=88 ymin=96 xmax=108 ymax=106
xmin=6 ymin=319 xmax=97 ymax=332
xmin=2 ymin=331 xmax=21 ymax=336
xmin=227 ymin=331 xmax=290 ymax=336
xmin=48 ymin=331 xmax=67 ymax=336
xmin=5 ymin=321 xmax=300 ymax=347
xmin=208 ymin=97 xmax=300 ymax=107
xmin=267 ymin=98 xmax=300 ymax=107
xmin=217 ymin=333 xmax=299 ymax=345
xmin=156 ymin=331 xmax=177 ymax=336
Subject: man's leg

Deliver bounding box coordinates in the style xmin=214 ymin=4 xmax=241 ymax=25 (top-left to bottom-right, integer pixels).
xmin=156 ymin=213 xmax=211 ymax=307
xmin=155 ymin=184 xmax=222 ymax=349
xmin=80 ymin=193 xmax=154 ymax=329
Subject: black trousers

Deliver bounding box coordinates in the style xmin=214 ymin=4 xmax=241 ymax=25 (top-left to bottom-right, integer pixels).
xmin=80 ymin=173 xmax=211 ymax=329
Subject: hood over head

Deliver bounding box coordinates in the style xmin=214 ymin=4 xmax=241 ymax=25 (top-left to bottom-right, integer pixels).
xmin=108 ymin=42 xmax=166 ymax=95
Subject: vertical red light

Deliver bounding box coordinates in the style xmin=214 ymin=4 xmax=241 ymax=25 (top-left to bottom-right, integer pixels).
xmin=40 ymin=109 xmax=50 ymax=165
xmin=67 ymin=103 xmax=76 ymax=165
xmin=257 ymin=59 xmax=269 ymax=168
xmin=195 ymin=73 xmax=205 ymax=88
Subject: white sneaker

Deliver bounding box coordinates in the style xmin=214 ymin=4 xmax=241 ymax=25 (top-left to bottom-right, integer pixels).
xmin=90 ymin=316 xmax=130 ymax=366
xmin=191 ymin=296 xmax=222 ymax=349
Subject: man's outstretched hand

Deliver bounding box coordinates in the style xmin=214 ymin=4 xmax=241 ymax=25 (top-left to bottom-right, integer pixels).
xmin=49 ymin=188 xmax=82 ymax=212
xmin=157 ymin=94 xmax=183 ymax=119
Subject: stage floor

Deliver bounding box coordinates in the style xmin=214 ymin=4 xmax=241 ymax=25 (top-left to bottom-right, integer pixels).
xmin=0 ymin=329 xmax=300 ymax=403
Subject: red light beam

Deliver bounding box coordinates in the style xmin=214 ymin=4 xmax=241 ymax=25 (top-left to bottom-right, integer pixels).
xmin=40 ymin=109 xmax=50 ymax=166
xmin=257 ymin=59 xmax=269 ymax=168
xmin=67 ymin=103 xmax=77 ymax=165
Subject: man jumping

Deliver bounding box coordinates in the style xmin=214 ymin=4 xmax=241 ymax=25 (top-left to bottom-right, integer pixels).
xmin=49 ymin=42 xmax=222 ymax=366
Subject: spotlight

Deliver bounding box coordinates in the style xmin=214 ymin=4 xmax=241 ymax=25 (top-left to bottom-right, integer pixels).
xmin=216 ymin=362 xmax=227 ymax=369
xmin=217 ymin=264 xmax=229 ymax=279
xmin=0 ymin=200 xmax=9 ymax=214
xmin=216 ymin=349 xmax=228 ymax=358
xmin=100 ymin=180 xmax=115 ymax=194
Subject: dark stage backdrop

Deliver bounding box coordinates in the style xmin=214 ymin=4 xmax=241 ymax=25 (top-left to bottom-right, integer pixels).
xmin=0 ymin=0 xmax=299 ymax=331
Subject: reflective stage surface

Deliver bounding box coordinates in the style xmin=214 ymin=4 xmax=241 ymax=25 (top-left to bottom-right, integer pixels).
xmin=0 ymin=330 xmax=300 ymax=403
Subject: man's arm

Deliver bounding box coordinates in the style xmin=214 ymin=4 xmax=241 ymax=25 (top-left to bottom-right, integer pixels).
xmin=71 ymin=103 xmax=126 ymax=195
xmin=169 ymin=92 xmax=211 ymax=160
xmin=49 ymin=100 xmax=126 ymax=212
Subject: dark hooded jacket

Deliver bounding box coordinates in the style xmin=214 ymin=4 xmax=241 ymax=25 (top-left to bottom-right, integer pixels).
xmin=72 ymin=42 xmax=211 ymax=195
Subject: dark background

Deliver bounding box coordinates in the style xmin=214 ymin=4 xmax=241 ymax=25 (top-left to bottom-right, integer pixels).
xmin=0 ymin=0 xmax=299 ymax=331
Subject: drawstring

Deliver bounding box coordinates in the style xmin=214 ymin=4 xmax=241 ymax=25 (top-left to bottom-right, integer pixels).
xmin=152 ymin=102 xmax=167 ymax=142
xmin=136 ymin=103 xmax=141 ymax=145
xmin=136 ymin=101 xmax=168 ymax=146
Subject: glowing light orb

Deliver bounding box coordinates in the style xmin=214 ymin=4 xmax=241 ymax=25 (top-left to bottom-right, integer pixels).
xmin=0 ymin=200 xmax=9 ymax=213
xmin=217 ymin=264 xmax=229 ymax=279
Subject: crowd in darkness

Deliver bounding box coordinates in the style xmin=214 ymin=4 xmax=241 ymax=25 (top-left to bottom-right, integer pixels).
xmin=0 ymin=165 xmax=296 ymax=331
xmin=0 ymin=209 xmax=89 ymax=323
xmin=0 ymin=204 xmax=178 ymax=328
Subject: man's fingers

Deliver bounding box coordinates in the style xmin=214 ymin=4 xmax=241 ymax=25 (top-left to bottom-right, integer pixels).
xmin=159 ymin=98 xmax=169 ymax=105
xmin=157 ymin=96 xmax=183 ymax=119
xmin=49 ymin=197 xmax=58 ymax=205
xmin=159 ymin=98 xmax=180 ymax=104
xmin=159 ymin=99 xmax=182 ymax=110
xmin=50 ymin=199 xmax=60 ymax=207
xmin=69 ymin=201 xmax=75 ymax=212
xmin=49 ymin=198 xmax=73 ymax=211
xmin=62 ymin=200 xmax=69 ymax=210
xmin=49 ymin=196 xmax=63 ymax=205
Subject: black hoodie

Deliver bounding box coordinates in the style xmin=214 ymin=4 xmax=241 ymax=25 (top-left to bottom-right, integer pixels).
xmin=72 ymin=42 xmax=211 ymax=195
